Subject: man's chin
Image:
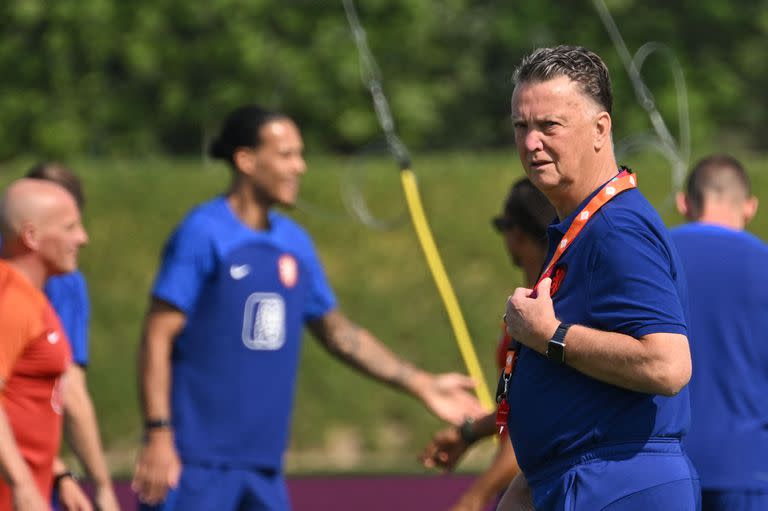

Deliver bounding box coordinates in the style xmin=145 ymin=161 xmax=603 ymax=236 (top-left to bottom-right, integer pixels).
xmin=275 ymin=193 xmax=300 ymax=209
xmin=276 ymin=199 xmax=297 ymax=209
xmin=48 ymin=263 xmax=77 ymax=277
xmin=527 ymin=174 xmax=558 ymax=191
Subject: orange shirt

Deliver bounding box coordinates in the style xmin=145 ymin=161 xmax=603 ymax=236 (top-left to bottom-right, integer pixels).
xmin=0 ymin=260 xmax=71 ymax=503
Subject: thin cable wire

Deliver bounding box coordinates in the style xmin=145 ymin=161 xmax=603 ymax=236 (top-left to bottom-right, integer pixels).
xmin=342 ymin=0 xmax=494 ymax=411
xmin=593 ymin=0 xmax=690 ymax=198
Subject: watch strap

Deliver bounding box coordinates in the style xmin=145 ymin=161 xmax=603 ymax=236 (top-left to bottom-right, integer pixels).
xmin=458 ymin=417 xmax=478 ymax=445
xmin=546 ymin=323 xmax=571 ymax=364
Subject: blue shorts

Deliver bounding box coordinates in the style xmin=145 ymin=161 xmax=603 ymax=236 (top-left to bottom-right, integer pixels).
xmin=702 ymin=489 xmax=768 ymax=511
xmin=139 ymin=464 xmax=290 ymax=511
xmin=526 ymin=440 xmax=701 ymax=511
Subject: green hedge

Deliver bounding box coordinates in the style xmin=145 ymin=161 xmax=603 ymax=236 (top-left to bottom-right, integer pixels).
xmin=2 ymin=0 xmax=768 ymax=159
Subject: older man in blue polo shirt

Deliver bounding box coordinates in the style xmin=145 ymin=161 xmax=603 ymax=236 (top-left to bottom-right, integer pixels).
xmin=499 ymin=45 xmax=700 ymax=510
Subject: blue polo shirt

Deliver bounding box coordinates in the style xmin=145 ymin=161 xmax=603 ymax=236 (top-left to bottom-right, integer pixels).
xmin=672 ymin=223 xmax=768 ymax=491
xmin=507 ymin=183 xmax=690 ymax=476
xmin=45 ymin=271 xmax=90 ymax=367
xmin=152 ymin=197 xmax=336 ymax=470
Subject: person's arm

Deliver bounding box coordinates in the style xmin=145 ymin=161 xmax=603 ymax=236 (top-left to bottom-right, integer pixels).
xmin=496 ymin=473 xmax=534 ymax=511
xmin=61 ymin=364 xmax=119 ymax=511
xmin=504 ymin=278 xmax=692 ymax=396
xmin=52 ymin=458 xmax=92 ymax=511
xmin=131 ymin=299 xmax=184 ymax=505
xmin=450 ymin=436 xmax=519 ymax=511
xmin=420 ymin=412 xmax=519 ymax=511
xmin=420 ymin=412 xmax=496 ymax=470
xmin=0 ymin=384 xmax=49 ymax=511
xmin=307 ymin=310 xmax=484 ymax=425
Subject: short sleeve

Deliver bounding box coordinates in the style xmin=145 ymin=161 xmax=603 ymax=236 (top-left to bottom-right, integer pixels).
xmin=152 ymin=217 xmax=217 ymax=314
xmin=588 ymin=227 xmax=687 ymax=338
xmin=300 ymin=239 xmax=337 ymax=322
xmin=0 ymin=298 xmax=33 ymax=381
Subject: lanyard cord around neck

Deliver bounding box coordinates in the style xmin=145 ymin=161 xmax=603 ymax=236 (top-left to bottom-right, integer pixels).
xmin=494 ymin=167 xmax=638 ymax=434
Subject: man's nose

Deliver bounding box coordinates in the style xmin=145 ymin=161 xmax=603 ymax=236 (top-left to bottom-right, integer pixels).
xmin=78 ymin=227 xmax=89 ymax=246
xmin=295 ymin=156 xmax=307 ymax=175
xmin=524 ymin=130 xmax=543 ymax=152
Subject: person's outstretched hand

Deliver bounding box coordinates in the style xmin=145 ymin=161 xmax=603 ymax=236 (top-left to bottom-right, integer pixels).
xmin=417 ymin=372 xmax=485 ymax=426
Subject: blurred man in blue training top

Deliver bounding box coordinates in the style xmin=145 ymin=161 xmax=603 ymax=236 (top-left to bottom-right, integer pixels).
xmin=672 ymin=154 xmax=768 ymax=511
xmin=499 ymin=45 xmax=699 ymax=510
xmin=131 ymin=104 xmax=484 ymax=511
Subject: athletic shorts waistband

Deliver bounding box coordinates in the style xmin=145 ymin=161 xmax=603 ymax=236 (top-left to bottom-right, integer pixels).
xmin=525 ymin=438 xmax=684 ymax=487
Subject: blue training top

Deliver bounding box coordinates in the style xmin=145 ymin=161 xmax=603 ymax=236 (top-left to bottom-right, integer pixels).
xmin=45 ymin=270 xmax=90 ymax=367
xmin=152 ymin=196 xmax=336 ymax=470
xmin=672 ymin=223 xmax=768 ymax=491
xmin=507 ymin=183 xmax=690 ymax=476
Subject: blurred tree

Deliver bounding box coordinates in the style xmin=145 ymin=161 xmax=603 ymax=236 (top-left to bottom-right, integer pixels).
xmin=0 ymin=0 xmax=766 ymax=159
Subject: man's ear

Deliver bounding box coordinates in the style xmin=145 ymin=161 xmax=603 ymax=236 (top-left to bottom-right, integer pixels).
xmin=233 ymin=147 xmax=258 ymax=177
xmin=744 ymin=196 xmax=759 ymax=224
xmin=594 ymin=111 xmax=612 ymax=151
xmin=675 ymin=192 xmax=690 ymax=218
xmin=18 ymin=222 xmax=39 ymax=251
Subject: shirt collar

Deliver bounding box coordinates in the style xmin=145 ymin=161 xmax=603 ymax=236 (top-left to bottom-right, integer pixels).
xmin=547 ymin=170 xmax=623 ymax=237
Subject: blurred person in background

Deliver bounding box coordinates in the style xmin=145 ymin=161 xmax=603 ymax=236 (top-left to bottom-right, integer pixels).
xmin=420 ymin=178 xmax=554 ymax=511
xmin=0 ymin=179 xmax=88 ymax=510
xmin=672 ymin=154 xmax=768 ymax=511
xmin=132 ymin=104 xmax=485 ymax=511
xmin=26 ymin=163 xmax=120 ymax=511
xmin=499 ymin=45 xmax=697 ymax=510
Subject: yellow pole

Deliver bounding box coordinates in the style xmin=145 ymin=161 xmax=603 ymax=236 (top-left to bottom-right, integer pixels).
xmin=399 ymin=169 xmax=494 ymax=411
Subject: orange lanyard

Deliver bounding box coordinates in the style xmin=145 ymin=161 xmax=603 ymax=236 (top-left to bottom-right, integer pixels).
xmin=495 ymin=168 xmax=638 ymax=434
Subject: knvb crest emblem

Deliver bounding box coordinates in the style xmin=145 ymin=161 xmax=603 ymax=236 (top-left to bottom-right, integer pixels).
xmin=550 ymin=264 xmax=567 ymax=297
xmin=278 ymin=254 xmax=298 ymax=288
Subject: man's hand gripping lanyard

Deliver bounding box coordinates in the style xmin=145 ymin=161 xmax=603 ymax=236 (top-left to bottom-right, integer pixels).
xmin=495 ymin=167 xmax=638 ymax=435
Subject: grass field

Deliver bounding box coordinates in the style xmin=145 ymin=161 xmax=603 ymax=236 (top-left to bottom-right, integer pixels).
xmin=1 ymin=149 xmax=767 ymax=477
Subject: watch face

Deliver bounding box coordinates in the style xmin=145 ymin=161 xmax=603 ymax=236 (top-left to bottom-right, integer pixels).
xmin=547 ymin=340 xmax=566 ymax=364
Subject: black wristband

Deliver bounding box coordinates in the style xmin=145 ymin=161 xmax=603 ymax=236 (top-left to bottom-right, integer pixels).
xmin=458 ymin=417 xmax=478 ymax=445
xmin=144 ymin=418 xmax=172 ymax=430
xmin=53 ymin=471 xmax=76 ymax=491
xmin=546 ymin=323 xmax=571 ymax=365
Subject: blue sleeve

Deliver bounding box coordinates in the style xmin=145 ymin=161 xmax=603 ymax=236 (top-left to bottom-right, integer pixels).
xmin=45 ymin=272 xmax=90 ymax=366
xmin=152 ymin=217 xmax=217 ymax=314
xmin=300 ymin=238 xmax=337 ymax=322
xmin=588 ymin=227 xmax=687 ymax=338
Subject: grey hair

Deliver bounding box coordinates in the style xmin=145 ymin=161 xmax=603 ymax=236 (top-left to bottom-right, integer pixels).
xmin=513 ymin=45 xmax=613 ymax=114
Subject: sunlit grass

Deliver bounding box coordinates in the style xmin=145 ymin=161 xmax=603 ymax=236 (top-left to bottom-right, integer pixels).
xmin=1 ymin=148 xmax=766 ymax=476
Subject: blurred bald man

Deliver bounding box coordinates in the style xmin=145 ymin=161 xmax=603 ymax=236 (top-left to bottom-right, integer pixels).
xmin=0 ymin=179 xmax=89 ymax=510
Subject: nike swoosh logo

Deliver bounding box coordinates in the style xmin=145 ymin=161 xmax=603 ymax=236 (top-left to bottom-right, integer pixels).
xmin=230 ymin=264 xmax=251 ymax=280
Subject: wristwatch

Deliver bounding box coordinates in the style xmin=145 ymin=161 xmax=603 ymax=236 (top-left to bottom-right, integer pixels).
xmin=53 ymin=471 xmax=77 ymax=492
xmin=546 ymin=323 xmax=571 ymax=365
xmin=458 ymin=417 xmax=479 ymax=445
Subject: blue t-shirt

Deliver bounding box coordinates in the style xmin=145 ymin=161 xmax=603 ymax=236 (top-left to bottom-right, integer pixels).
xmin=672 ymin=223 xmax=768 ymax=491
xmin=45 ymin=271 xmax=90 ymax=367
xmin=507 ymin=184 xmax=690 ymax=476
xmin=152 ymin=197 xmax=336 ymax=470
